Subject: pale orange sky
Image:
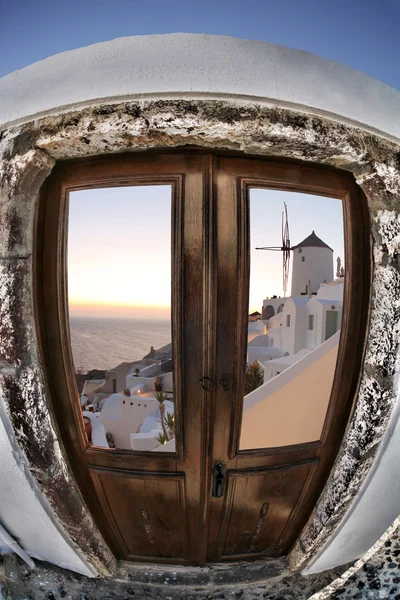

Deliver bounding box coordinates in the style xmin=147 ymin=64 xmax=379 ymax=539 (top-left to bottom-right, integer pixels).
xmin=68 ymin=185 xmax=172 ymax=318
xmin=68 ymin=186 xmax=344 ymax=318
xmin=69 ymin=302 xmax=170 ymax=319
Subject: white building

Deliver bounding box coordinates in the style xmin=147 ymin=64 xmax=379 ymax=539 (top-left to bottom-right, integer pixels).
xmin=247 ymin=319 xmax=266 ymax=343
xmin=290 ymin=231 xmax=334 ymax=296
xmin=261 ymin=296 xmax=286 ymax=321
xmin=250 ymin=231 xmax=343 ymax=378
xmin=257 ymin=281 xmax=343 ymax=380
xmin=98 ymin=373 xmax=175 ymax=450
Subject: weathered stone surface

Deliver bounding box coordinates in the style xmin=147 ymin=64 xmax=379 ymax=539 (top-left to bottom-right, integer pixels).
xmin=0 ymin=363 xmax=116 ymax=577
xmin=311 ymin=517 xmax=400 ymax=599
xmin=0 ymin=148 xmax=54 ymax=257
xmin=2 ymin=521 xmax=396 ymax=599
xmin=1 ymin=100 xmax=397 ymax=172
xmin=0 ymin=555 xmax=346 ymax=600
xmin=0 ymin=259 xmax=34 ymax=366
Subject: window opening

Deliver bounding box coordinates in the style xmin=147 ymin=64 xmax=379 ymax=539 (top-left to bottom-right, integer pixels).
xmin=68 ymin=185 xmax=176 ymax=453
xmin=37 ymin=152 xmax=368 ymax=565
xmin=240 ymin=189 xmax=344 ymax=450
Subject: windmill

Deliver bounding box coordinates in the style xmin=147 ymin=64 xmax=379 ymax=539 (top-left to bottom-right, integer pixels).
xmin=256 ymin=203 xmax=291 ymax=297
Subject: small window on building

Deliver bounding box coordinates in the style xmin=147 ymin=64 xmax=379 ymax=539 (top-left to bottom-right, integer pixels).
xmin=286 ymin=315 xmax=291 ymax=327
xmin=308 ymin=315 xmax=314 ymax=330
xmin=298 ymin=248 xmax=302 ymax=253
xmin=301 ymin=256 xmax=305 ymax=262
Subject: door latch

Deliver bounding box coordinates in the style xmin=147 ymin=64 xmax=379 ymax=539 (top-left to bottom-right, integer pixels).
xmin=199 ymin=376 xmax=212 ymax=391
xmin=219 ymin=376 xmax=232 ymax=391
xmin=212 ymin=462 xmax=226 ymax=498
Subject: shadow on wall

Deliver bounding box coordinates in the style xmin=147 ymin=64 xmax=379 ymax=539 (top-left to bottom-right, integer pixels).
xmin=241 ymin=332 xmax=339 ymax=449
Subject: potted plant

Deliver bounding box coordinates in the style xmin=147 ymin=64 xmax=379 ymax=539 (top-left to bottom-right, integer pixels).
xmin=165 ymin=412 xmax=175 ymax=438
xmin=154 ymin=375 xmax=163 ymax=392
xmin=83 ymin=416 xmax=92 ymax=443
xmin=244 ymin=361 xmax=264 ymax=395
xmin=155 ymin=391 xmax=169 ymax=440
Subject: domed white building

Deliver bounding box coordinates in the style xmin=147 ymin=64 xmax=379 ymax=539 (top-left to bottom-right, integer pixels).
xmin=291 ymin=231 xmax=334 ymax=297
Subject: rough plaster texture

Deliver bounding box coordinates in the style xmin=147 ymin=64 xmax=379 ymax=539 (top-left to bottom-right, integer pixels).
xmin=0 ymin=400 xmax=93 ymax=577
xmin=309 ymin=516 xmax=400 ymax=599
xmin=304 ymin=291 xmax=400 ymax=573
xmin=0 ymin=554 xmax=348 ymax=600
xmin=0 ymin=147 xmax=116 ymax=578
xmin=2 ymin=519 xmax=400 ymax=599
xmin=0 ymin=34 xmax=400 ymax=145
xmin=0 ymin=34 xmax=400 ymax=597
xmin=2 ymin=520 xmax=400 ymax=600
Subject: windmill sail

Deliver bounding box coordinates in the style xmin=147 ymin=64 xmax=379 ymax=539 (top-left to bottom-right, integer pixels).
xmin=256 ymin=203 xmax=291 ymax=297
xmin=282 ymin=203 xmax=290 ymax=296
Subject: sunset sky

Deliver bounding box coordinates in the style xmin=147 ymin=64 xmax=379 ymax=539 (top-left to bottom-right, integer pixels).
xmin=0 ymin=0 xmax=389 ymax=322
xmin=68 ymin=185 xmax=172 ymax=319
xmin=67 ymin=186 xmax=344 ymax=318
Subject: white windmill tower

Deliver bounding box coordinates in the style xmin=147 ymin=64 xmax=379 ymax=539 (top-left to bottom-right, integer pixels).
xmin=290 ymin=231 xmax=334 ymax=297
xmin=256 ymin=205 xmax=334 ymax=298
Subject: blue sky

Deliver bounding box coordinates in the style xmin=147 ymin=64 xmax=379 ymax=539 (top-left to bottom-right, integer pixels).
xmin=0 ymin=0 xmax=399 ymax=90
xmin=0 ymin=1 xmax=388 ymax=317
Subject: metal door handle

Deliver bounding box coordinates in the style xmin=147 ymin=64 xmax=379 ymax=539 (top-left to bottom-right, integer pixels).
xmin=199 ymin=376 xmax=212 ymax=391
xmin=219 ymin=376 xmax=232 ymax=391
xmin=212 ymin=462 xmax=226 ymax=498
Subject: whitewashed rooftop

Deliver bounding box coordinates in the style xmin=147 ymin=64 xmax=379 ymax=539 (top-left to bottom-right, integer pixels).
xmin=0 ymin=33 xmax=399 ymax=142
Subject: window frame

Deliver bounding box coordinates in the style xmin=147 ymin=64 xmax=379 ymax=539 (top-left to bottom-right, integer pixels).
xmin=34 ymin=150 xmax=371 ymax=564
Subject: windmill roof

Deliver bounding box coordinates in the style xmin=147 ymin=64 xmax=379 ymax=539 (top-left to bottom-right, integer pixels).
xmin=291 ymin=231 xmax=333 ymax=251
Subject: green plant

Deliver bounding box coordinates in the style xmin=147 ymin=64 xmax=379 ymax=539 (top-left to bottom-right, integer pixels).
xmin=155 ymin=432 xmax=168 ymax=446
xmin=155 ymin=391 xmax=169 ymax=440
xmin=134 ymin=368 xmax=140 ymax=377
xmin=165 ymin=412 xmax=175 ymax=436
xmin=244 ymin=361 xmax=264 ymax=395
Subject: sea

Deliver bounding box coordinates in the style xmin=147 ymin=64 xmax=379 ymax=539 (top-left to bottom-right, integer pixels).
xmin=69 ymin=317 xmax=171 ymax=372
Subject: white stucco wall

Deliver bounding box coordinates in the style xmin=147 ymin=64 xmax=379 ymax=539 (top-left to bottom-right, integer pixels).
xmin=100 ymin=393 xmax=159 ymax=449
xmin=305 ymin=384 xmax=400 ymax=573
xmin=0 ymin=397 xmax=94 ymax=576
xmin=291 ymin=246 xmax=334 ymax=296
xmin=241 ymin=333 xmax=339 ymax=449
xmin=281 ymin=298 xmax=309 ymax=354
xmin=262 ymin=297 xmax=286 ymax=320
xmin=0 ymin=34 xmax=400 ymax=144
xmin=247 ymin=345 xmax=282 ymax=364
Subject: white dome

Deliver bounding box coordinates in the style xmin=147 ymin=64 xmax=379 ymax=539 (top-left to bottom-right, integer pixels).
xmin=0 ymin=33 xmax=399 ymax=142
